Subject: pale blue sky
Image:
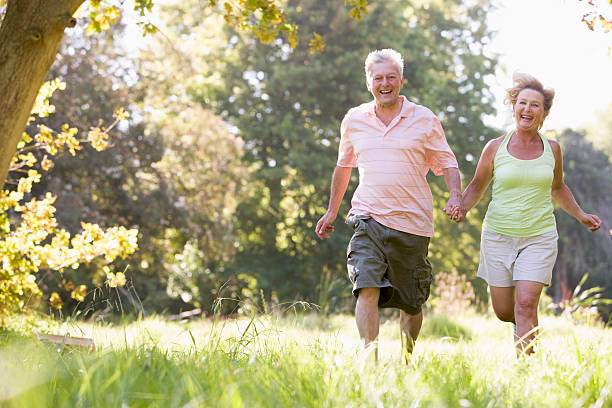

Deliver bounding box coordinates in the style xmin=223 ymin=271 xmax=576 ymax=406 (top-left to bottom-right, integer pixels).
xmin=485 ymin=0 xmax=612 ymax=132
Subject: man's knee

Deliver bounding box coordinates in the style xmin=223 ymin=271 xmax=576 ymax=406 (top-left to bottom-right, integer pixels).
xmin=356 ymin=287 xmax=380 ymax=305
xmin=400 ymin=309 xmax=422 ymax=320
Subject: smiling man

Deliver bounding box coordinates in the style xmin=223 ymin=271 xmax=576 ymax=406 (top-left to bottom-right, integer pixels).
xmin=315 ymin=49 xmax=462 ymax=362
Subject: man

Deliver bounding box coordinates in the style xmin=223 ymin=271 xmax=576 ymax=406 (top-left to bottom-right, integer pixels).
xmin=315 ymin=49 xmax=461 ymax=362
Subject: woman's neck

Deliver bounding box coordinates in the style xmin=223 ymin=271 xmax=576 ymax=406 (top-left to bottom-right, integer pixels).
xmin=514 ymin=128 xmax=540 ymax=142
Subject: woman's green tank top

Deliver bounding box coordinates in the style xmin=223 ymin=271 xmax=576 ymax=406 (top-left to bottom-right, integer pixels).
xmin=483 ymin=131 xmax=557 ymax=237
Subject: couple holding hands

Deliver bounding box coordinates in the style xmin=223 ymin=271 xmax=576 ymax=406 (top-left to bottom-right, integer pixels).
xmin=315 ymin=48 xmax=602 ymax=360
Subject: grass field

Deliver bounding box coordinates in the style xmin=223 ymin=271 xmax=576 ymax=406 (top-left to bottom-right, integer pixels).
xmin=1 ymin=310 xmax=611 ymax=407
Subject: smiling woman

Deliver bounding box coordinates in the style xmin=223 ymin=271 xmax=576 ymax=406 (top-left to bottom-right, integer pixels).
xmin=513 ymin=89 xmax=547 ymax=136
xmin=456 ymin=72 xmax=603 ymax=356
xmin=504 ymin=73 xmax=555 ymax=138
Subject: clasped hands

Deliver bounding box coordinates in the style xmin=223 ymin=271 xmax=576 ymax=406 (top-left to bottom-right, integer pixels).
xmin=443 ymin=195 xmax=465 ymax=223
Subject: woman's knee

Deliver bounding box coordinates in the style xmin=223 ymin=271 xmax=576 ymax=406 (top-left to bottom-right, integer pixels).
xmin=489 ymin=286 xmax=515 ymax=322
xmin=493 ymin=308 xmax=515 ymax=322
xmin=491 ymin=302 xmax=514 ymax=322
xmin=515 ymin=296 xmax=539 ymax=318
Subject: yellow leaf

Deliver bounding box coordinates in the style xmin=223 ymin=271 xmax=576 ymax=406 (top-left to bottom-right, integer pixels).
xmin=113 ymin=108 xmax=130 ymax=121
xmin=71 ymin=285 xmax=87 ymax=302
xmin=41 ymin=157 xmax=54 ymax=171
xmin=63 ymin=280 xmax=75 ymax=291
xmin=50 ymin=292 xmax=63 ymax=309
xmin=107 ymin=273 xmax=118 ymax=288
xmin=599 ymin=16 xmax=612 ymax=33
xmin=107 ymin=271 xmax=127 ymax=288
xmin=114 ymin=272 xmax=127 ymax=286
xmin=21 ymin=132 xmax=33 ymax=144
xmin=308 ymin=33 xmax=326 ymax=54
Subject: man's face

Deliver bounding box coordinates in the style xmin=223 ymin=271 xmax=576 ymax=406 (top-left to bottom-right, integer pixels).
xmin=366 ymin=60 xmax=404 ymax=107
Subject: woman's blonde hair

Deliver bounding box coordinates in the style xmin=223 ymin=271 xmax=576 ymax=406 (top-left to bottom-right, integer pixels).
xmin=504 ymin=72 xmax=555 ymax=113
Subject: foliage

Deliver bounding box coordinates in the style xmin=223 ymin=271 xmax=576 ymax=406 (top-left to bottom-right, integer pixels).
xmin=35 ymin=23 xmax=179 ymax=314
xmin=430 ymin=268 xmax=478 ymax=316
xmin=578 ymin=0 xmax=612 ymax=54
xmin=2 ymin=0 xmax=501 ymax=318
xmin=552 ymin=273 xmax=612 ymax=325
xmin=0 ymin=80 xmax=138 ymax=323
xmin=419 ymin=314 xmax=472 ymax=340
xmin=579 ymin=0 xmax=612 ymax=33
xmin=214 ymin=0 xmax=298 ymax=48
xmin=152 ymin=107 xmax=248 ymax=312
xmin=76 ymin=0 xmax=368 ymax=52
xmin=32 ymin=21 xmax=249 ymax=315
xmin=3 ymin=313 xmax=612 ymax=406
xmin=584 ymin=102 xmax=612 ymax=164
xmin=551 ymin=129 xmax=612 ymax=305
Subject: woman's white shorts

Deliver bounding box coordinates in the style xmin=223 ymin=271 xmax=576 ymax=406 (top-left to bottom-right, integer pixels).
xmin=477 ymin=229 xmax=559 ymax=287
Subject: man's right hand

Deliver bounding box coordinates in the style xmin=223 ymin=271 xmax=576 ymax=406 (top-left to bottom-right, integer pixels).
xmin=444 ymin=205 xmax=466 ymax=223
xmin=452 ymin=208 xmax=467 ymax=223
xmin=315 ymin=212 xmax=336 ymax=239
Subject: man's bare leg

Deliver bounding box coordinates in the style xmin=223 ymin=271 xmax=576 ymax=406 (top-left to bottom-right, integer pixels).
xmin=399 ymin=310 xmax=422 ymax=364
xmin=355 ymin=287 xmax=380 ymax=361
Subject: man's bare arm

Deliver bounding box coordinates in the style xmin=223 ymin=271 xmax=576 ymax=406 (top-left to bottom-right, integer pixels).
xmin=315 ymin=166 xmax=352 ymax=239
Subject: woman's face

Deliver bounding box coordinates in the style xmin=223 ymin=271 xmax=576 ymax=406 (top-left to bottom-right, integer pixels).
xmin=513 ymin=88 xmax=548 ymax=132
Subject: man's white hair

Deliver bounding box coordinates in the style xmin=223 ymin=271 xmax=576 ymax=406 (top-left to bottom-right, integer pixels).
xmin=364 ymin=49 xmax=404 ymax=80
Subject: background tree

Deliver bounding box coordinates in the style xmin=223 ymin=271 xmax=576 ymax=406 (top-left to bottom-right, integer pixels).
xmin=141 ymin=0 xmax=499 ymax=309
xmin=150 ymin=106 xmax=248 ymax=313
xmin=0 ymin=0 xmax=348 ymax=189
xmin=585 ymin=103 xmax=612 ymax=164
xmin=31 ymin=22 xmax=174 ymax=314
xmin=0 ymin=0 xmax=372 ymax=316
xmin=0 ymin=76 xmax=138 ymax=322
xmin=30 ymin=20 xmax=248 ymax=315
xmin=551 ymin=129 xmax=612 ymax=306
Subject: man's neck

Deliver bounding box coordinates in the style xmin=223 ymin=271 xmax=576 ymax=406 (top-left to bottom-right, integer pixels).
xmin=375 ymin=97 xmax=403 ymax=126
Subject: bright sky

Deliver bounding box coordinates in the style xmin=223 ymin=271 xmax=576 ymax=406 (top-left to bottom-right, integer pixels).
xmin=485 ymin=0 xmax=612 ymax=132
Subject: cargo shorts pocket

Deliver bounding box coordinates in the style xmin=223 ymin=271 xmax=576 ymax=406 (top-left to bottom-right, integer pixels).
xmin=346 ymin=217 xmax=369 ymax=256
xmin=413 ymin=273 xmax=432 ymax=308
xmin=346 ymin=224 xmax=367 ymax=260
xmin=346 ymin=215 xmax=370 ymax=231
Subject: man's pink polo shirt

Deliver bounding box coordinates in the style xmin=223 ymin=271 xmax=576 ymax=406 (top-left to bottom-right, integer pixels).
xmin=337 ymin=95 xmax=458 ymax=237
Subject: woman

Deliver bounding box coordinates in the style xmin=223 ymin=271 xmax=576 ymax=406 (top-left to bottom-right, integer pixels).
xmin=455 ymin=72 xmax=602 ymax=354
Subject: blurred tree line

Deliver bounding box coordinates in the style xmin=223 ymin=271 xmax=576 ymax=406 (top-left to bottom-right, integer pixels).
xmin=24 ymin=0 xmax=612 ymax=318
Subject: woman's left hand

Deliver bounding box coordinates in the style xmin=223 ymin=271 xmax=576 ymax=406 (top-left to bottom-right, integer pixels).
xmin=581 ymin=213 xmax=603 ymax=232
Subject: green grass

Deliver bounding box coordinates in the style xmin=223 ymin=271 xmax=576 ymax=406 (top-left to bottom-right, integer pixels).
xmin=1 ymin=311 xmax=611 ymax=407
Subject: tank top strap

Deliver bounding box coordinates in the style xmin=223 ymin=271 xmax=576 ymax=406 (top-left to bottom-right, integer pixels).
xmin=495 ymin=131 xmax=513 ymax=160
xmin=540 ymin=132 xmax=552 ymax=153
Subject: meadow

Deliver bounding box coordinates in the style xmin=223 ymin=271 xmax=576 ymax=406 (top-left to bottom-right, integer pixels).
xmin=1 ymin=309 xmax=611 ymax=408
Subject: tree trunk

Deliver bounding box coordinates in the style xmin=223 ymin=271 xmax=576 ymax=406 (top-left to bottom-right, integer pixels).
xmin=0 ymin=0 xmax=84 ymax=186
